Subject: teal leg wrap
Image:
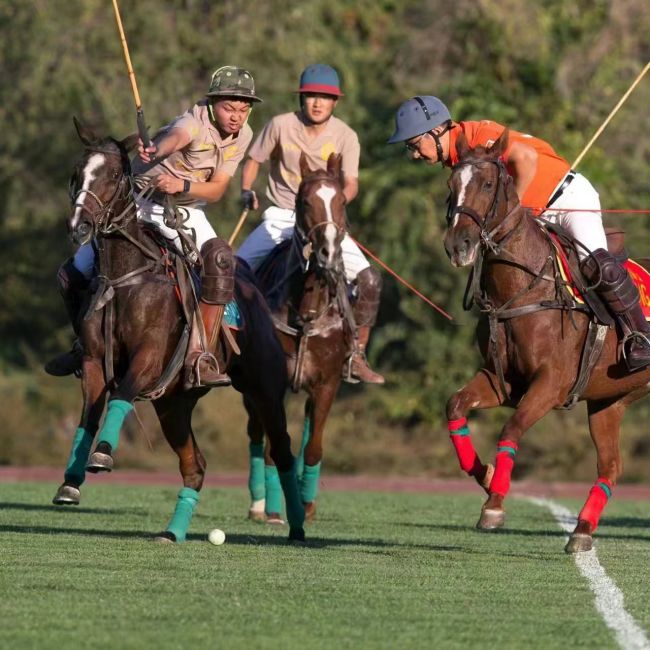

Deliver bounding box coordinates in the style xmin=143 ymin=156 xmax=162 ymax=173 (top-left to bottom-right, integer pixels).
xmin=248 ymin=443 xmax=265 ymax=501
xmin=279 ymin=462 xmax=305 ymax=530
xmin=97 ymin=399 xmax=133 ymax=451
xmin=296 ymin=417 xmax=311 ymax=481
xmin=300 ymin=462 xmax=321 ymax=504
xmin=165 ymin=487 xmax=200 ymax=543
xmin=64 ymin=427 xmax=95 ymax=486
xmin=264 ymin=465 xmax=283 ymax=515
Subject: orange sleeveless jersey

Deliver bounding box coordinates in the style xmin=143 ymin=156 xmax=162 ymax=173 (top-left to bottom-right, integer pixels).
xmin=448 ymin=120 xmax=570 ymax=210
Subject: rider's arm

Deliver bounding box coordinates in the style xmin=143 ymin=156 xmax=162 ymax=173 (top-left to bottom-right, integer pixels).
xmin=241 ymin=158 xmax=261 ymax=210
xmin=138 ymin=127 xmax=191 ymax=164
xmin=506 ymin=140 xmax=538 ymax=201
xmin=343 ymin=177 xmax=358 ymax=205
xmin=182 ymin=171 xmax=231 ymax=203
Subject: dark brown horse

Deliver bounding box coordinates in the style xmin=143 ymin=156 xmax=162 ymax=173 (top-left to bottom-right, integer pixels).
xmin=245 ymin=153 xmax=381 ymax=522
xmin=53 ymin=119 xmax=305 ymax=543
xmin=442 ymin=129 xmax=650 ymax=553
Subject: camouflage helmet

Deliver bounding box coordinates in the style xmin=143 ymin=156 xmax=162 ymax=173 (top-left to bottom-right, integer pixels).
xmin=387 ymin=96 xmax=451 ymax=143
xmin=207 ymin=66 xmax=262 ymax=103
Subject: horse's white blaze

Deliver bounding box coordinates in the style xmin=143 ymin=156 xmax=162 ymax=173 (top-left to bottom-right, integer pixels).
xmin=529 ymin=497 xmax=650 ymax=650
xmin=451 ymin=164 xmax=475 ymax=228
xmin=70 ymin=153 xmax=105 ymax=230
xmin=315 ymin=184 xmax=338 ymax=262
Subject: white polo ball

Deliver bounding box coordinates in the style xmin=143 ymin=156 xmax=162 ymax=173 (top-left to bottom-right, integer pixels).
xmin=208 ymin=528 xmax=226 ymax=545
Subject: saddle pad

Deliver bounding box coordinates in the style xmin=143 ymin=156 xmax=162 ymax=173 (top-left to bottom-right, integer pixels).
xmin=551 ymin=236 xmax=650 ymax=319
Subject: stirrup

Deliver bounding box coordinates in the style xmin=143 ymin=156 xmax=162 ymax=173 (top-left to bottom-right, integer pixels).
xmin=186 ymin=351 xmax=231 ymax=388
xmin=342 ymin=355 xmax=361 ymax=384
xmin=622 ymin=332 xmax=650 ymax=371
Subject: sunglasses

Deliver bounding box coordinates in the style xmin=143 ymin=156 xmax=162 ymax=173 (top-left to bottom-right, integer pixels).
xmin=405 ymin=134 xmax=426 ymax=152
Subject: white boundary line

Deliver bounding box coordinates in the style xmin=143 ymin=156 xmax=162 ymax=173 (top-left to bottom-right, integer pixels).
xmin=529 ymin=497 xmax=650 ymax=650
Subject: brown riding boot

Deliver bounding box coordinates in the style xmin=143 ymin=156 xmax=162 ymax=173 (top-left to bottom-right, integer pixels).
xmin=582 ymin=248 xmax=650 ymax=371
xmin=183 ymin=301 xmax=231 ymax=389
xmin=345 ymin=326 xmax=385 ymax=384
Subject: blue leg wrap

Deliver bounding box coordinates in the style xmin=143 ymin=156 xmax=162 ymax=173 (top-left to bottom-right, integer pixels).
xmin=296 ymin=416 xmax=311 ymax=481
xmin=300 ymin=462 xmax=321 ymax=504
xmin=165 ymin=487 xmax=200 ymax=543
xmin=64 ymin=427 xmax=95 ymax=486
xmin=249 ymin=443 xmax=265 ymax=501
xmin=264 ymin=465 xmax=283 ymax=515
xmin=279 ymin=461 xmax=306 ymax=531
xmin=97 ymin=399 xmax=133 ymax=451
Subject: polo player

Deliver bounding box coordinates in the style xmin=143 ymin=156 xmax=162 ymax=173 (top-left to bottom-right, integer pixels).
xmin=236 ymin=64 xmax=384 ymax=384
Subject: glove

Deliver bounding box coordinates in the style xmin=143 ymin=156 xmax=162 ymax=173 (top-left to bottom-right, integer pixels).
xmin=241 ymin=189 xmax=257 ymax=210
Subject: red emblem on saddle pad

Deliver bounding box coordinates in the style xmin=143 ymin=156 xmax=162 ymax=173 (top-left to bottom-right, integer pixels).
xmin=551 ymin=236 xmax=650 ymax=320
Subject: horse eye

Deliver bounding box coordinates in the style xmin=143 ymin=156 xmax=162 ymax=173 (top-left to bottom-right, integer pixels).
xmin=484 ymin=181 xmax=494 ymax=190
xmin=112 ymin=169 xmax=120 ymax=180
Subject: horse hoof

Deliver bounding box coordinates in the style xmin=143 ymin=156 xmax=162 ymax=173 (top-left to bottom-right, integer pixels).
xmin=86 ymin=452 xmax=113 ymax=473
xmin=153 ymin=531 xmax=177 ymax=544
xmin=476 ymin=507 xmax=505 ymax=530
xmin=288 ymin=527 xmax=306 ymax=544
xmin=248 ymin=508 xmax=267 ymax=523
xmin=52 ymin=484 xmax=80 ymax=505
xmin=565 ymin=533 xmax=593 ymax=554
xmin=265 ymin=512 xmax=286 ymax=525
xmin=304 ymin=501 xmax=316 ymax=522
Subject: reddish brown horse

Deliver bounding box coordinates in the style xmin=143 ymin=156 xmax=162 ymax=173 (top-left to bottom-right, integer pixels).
xmin=52 ymin=119 xmax=305 ymax=543
xmin=443 ymin=129 xmax=650 ymax=553
xmin=245 ymin=153 xmax=381 ymax=522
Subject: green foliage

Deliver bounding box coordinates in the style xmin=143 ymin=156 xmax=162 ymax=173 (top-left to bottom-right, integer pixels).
xmin=1 ymin=0 xmax=649 ymax=470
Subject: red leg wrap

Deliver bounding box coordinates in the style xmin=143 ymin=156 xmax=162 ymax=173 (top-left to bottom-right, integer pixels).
xmin=489 ymin=441 xmax=518 ymax=497
xmin=578 ymin=478 xmax=612 ymax=532
xmin=448 ymin=418 xmax=483 ymax=476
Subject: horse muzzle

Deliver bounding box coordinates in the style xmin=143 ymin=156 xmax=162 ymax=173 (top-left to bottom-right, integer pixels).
xmin=71 ymin=220 xmax=94 ymax=246
xmin=444 ymin=232 xmax=479 ymax=268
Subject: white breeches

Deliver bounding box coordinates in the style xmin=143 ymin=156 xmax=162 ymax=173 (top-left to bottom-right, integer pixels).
xmin=73 ymin=197 xmax=216 ymax=279
xmin=236 ymin=205 xmax=370 ymax=283
xmin=542 ymin=172 xmax=607 ymax=261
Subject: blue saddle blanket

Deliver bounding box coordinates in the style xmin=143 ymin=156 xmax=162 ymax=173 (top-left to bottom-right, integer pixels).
xmin=190 ymin=269 xmax=242 ymax=328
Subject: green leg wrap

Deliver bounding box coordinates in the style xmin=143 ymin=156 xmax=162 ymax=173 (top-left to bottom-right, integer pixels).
xmin=279 ymin=462 xmax=306 ymax=531
xmin=300 ymin=462 xmax=321 ymax=504
xmin=165 ymin=487 xmax=200 ymax=543
xmin=296 ymin=416 xmax=311 ymax=481
xmin=64 ymin=427 xmax=95 ymax=486
xmin=97 ymin=399 xmax=133 ymax=451
xmin=264 ymin=465 xmax=283 ymax=515
xmin=248 ymin=443 xmax=265 ymax=501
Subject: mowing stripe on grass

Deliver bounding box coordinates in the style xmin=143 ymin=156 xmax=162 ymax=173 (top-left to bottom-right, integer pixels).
xmin=529 ymin=497 xmax=650 ymax=650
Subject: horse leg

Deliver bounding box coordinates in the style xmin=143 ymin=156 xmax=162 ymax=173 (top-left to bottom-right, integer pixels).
xmin=477 ymin=374 xmax=557 ymax=530
xmin=263 ymin=441 xmax=285 ymax=525
xmin=152 ymin=393 xmax=205 ymax=543
xmin=446 ymin=369 xmax=507 ymax=494
xmin=53 ymin=357 xmax=107 ymax=505
xmin=86 ymin=347 xmax=162 ymax=472
xmin=302 ymin=381 xmax=340 ymax=521
xmin=243 ymin=394 xmax=268 ymax=523
xmin=566 ymin=398 xmax=623 ymax=553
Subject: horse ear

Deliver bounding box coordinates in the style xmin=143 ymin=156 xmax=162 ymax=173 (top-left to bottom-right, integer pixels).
xmin=121 ymin=132 xmax=140 ymax=153
xmin=299 ymin=152 xmax=314 ymax=178
xmin=456 ymin=131 xmax=471 ymax=160
xmin=73 ymin=116 xmax=100 ymax=147
xmin=327 ymin=153 xmax=343 ymax=182
xmin=489 ymin=128 xmax=509 ymax=158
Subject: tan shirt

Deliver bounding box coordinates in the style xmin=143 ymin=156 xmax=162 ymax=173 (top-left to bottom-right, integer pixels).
xmin=248 ymin=112 xmax=360 ymax=210
xmin=132 ymin=100 xmax=252 ymax=207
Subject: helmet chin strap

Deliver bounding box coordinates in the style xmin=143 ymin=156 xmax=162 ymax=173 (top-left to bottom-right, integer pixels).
xmin=429 ymin=122 xmax=452 ymax=164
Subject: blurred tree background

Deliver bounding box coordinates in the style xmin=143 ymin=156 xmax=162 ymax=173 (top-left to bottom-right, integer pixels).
xmin=1 ymin=0 xmax=648 ymax=481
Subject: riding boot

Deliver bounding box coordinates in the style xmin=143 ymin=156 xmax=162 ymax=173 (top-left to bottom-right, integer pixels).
xmin=582 ymin=248 xmax=650 ymax=371
xmin=44 ymin=259 xmax=88 ymax=377
xmin=343 ymin=267 xmax=385 ymax=385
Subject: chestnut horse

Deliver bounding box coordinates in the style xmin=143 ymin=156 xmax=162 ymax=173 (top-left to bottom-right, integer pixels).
xmin=443 ymin=129 xmax=650 ymax=553
xmin=52 ymin=119 xmax=305 ymax=543
xmin=245 ymin=154 xmax=372 ymax=522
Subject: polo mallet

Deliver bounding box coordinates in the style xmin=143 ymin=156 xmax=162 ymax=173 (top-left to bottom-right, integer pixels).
xmin=228 ymin=208 xmax=250 ymax=246
xmin=111 ymin=0 xmax=153 ymax=148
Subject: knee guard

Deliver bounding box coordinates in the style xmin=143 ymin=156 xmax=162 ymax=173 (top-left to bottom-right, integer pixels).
xmin=581 ymin=248 xmax=639 ymax=314
xmin=200 ymin=238 xmax=234 ymax=305
xmin=353 ymin=267 xmax=382 ymax=327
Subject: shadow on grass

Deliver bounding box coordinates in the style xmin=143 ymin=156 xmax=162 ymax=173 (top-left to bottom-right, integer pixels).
xmin=0 ymin=501 xmax=142 ymax=516
xmin=598 ymin=516 xmax=650 ymax=530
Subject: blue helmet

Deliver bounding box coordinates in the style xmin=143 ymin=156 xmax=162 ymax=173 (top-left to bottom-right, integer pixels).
xmin=387 ymin=96 xmax=451 ymax=144
xmin=297 ymin=64 xmax=344 ymax=96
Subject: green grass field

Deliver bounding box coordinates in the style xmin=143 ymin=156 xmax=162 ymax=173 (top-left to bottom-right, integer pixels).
xmin=1 ymin=482 xmax=649 ymax=649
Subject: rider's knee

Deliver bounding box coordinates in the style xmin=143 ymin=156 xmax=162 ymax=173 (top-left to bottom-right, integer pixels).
xmin=200 ymin=238 xmax=234 ymax=304
xmin=353 ymin=267 xmax=382 ymax=326
xmin=581 ymin=248 xmax=625 ymax=286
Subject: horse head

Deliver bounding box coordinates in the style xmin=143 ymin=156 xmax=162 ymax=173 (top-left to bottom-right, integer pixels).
xmin=295 ymin=152 xmax=347 ymax=275
xmin=443 ymin=129 xmax=520 ymax=267
xmin=68 ymin=117 xmax=139 ymax=245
